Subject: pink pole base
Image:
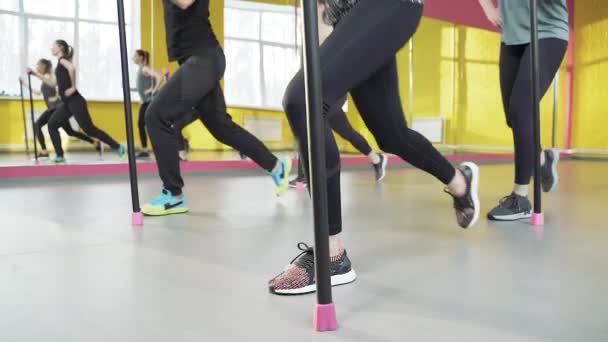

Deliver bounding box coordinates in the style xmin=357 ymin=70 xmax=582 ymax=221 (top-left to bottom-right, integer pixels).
xmin=296 ymin=182 xmax=306 ymax=191
xmin=132 ymin=212 xmax=144 ymax=226
xmin=314 ymin=303 xmax=338 ymax=332
xmin=530 ymin=213 xmax=544 ymax=226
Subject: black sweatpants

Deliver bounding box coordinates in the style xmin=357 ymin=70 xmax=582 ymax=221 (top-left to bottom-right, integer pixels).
xmin=48 ymin=93 xmax=120 ymax=157
xmin=138 ymin=101 xmax=151 ymax=148
xmin=283 ymin=0 xmax=455 ymax=235
xmin=35 ymin=106 xmax=94 ymax=150
xmin=499 ymin=38 xmax=568 ymax=185
xmin=145 ymin=45 xmax=278 ymax=196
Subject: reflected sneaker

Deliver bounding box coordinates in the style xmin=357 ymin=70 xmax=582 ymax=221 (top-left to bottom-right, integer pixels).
xmin=136 ymin=151 xmax=150 ymax=159
xmin=542 ymin=149 xmax=560 ymax=193
xmin=49 ymin=156 xmax=66 ymax=165
xmin=445 ymin=162 xmax=480 ymax=229
xmin=142 ymin=189 xmax=189 ymax=216
xmin=268 ymin=243 xmax=357 ymax=295
xmin=270 ymin=157 xmax=293 ymax=196
xmin=487 ymin=193 xmax=532 ymax=221
xmin=288 ymin=176 xmax=307 ymax=189
xmin=116 ymin=145 xmax=127 ymax=159
xmin=37 ymin=151 xmax=50 ymax=158
xmin=373 ymin=153 xmax=388 ymax=182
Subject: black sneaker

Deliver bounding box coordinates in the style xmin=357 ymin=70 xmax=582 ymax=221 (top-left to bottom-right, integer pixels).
xmin=268 ymin=243 xmax=357 ymax=295
xmin=37 ymin=151 xmax=50 ymax=158
xmin=487 ymin=193 xmax=532 ymax=221
xmin=136 ymin=151 xmax=150 ymax=159
xmin=445 ymin=162 xmax=480 ymax=229
xmin=373 ymin=153 xmax=388 ymax=182
xmin=541 ymin=149 xmax=560 ymax=193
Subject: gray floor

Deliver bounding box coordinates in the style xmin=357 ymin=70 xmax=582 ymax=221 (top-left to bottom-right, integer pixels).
xmin=0 ymin=161 xmax=607 ymax=342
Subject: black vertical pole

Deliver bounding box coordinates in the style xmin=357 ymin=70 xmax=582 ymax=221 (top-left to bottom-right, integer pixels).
xmin=117 ymin=0 xmax=143 ymax=226
xmin=530 ymin=0 xmax=543 ymax=225
xmin=302 ymin=0 xmax=337 ymax=332
xmin=26 ymin=73 xmax=39 ymax=163
xmin=19 ymin=79 xmax=30 ymax=155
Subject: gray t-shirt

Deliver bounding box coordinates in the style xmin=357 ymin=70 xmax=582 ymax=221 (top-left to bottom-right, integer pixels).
xmin=41 ymin=83 xmax=60 ymax=110
xmin=136 ymin=67 xmax=155 ymax=103
xmin=500 ymin=0 xmax=569 ymax=45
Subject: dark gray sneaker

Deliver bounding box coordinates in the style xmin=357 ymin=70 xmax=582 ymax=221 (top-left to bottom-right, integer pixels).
xmin=373 ymin=153 xmax=388 ymax=182
xmin=541 ymin=149 xmax=560 ymax=193
xmin=268 ymin=243 xmax=357 ymax=295
xmin=487 ymin=193 xmax=532 ymax=221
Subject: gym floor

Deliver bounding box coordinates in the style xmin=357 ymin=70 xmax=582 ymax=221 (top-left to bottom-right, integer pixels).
xmin=1 ymin=160 xmax=606 ymax=341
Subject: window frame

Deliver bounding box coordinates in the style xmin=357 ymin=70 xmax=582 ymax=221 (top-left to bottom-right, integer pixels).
xmin=0 ymin=0 xmax=140 ymax=102
xmin=224 ymin=0 xmax=301 ymax=112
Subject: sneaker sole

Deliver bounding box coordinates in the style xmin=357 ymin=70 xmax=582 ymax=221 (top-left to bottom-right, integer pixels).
xmin=461 ymin=162 xmax=480 ymax=229
xmin=487 ymin=211 xmax=532 ymax=221
xmin=142 ymin=207 xmax=189 ymax=216
xmin=276 ymin=157 xmax=293 ymax=197
xmin=270 ymin=269 xmax=357 ymax=295
xmin=376 ymin=155 xmax=388 ymax=182
xmin=545 ymin=149 xmax=560 ymax=193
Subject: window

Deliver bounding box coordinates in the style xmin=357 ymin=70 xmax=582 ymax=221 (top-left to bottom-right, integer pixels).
xmin=224 ymin=0 xmax=301 ymax=110
xmin=0 ymin=0 xmax=140 ymax=101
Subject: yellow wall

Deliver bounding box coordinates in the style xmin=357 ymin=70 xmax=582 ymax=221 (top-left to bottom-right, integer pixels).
xmin=572 ymin=0 xmax=608 ymax=151
xmin=2 ymin=1 xmax=605 ymax=156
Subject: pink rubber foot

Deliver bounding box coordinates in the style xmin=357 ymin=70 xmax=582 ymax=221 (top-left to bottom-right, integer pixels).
xmin=296 ymin=182 xmax=306 ymax=191
xmin=132 ymin=212 xmax=144 ymax=226
xmin=34 ymin=159 xmax=40 ymax=165
xmin=530 ymin=213 xmax=544 ymax=226
xmin=314 ymin=303 xmax=338 ymax=332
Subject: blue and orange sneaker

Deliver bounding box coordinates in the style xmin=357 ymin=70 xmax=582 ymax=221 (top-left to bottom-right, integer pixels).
xmin=142 ymin=189 xmax=189 ymax=216
xmin=270 ymin=157 xmax=293 ymax=197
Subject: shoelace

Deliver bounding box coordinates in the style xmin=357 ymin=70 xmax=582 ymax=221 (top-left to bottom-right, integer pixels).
xmin=289 ymin=242 xmax=315 ymax=271
xmin=499 ymin=194 xmax=523 ymax=209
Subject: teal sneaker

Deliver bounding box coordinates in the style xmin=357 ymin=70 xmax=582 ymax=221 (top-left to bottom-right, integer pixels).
xmin=142 ymin=189 xmax=189 ymax=216
xmin=270 ymin=157 xmax=293 ymax=197
xmin=117 ymin=145 xmax=127 ymax=159
xmin=49 ymin=156 xmax=66 ymax=165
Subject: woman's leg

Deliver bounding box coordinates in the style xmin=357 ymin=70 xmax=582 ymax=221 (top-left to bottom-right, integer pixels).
xmin=35 ymin=109 xmax=55 ymax=151
xmin=67 ymin=95 xmax=121 ymax=150
xmin=138 ymin=102 xmax=150 ymax=149
xmin=48 ymin=106 xmax=72 ymax=158
xmin=61 ymin=120 xmax=95 ymax=145
xmin=488 ymin=39 xmax=568 ymax=221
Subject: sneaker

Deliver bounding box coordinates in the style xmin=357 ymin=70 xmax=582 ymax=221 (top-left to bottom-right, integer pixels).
xmin=373 ymin=153 xmax=388 ymax=182
xmin=541 ymin=149 xmax=560 ymax=193
xmin=49 ymin=156 xmax=66 ymax=165
xmin=136 ymin=151 xmax=150 ymax=159
xmin=445 ymin=162 xmax=480 ymax=229
xmin=37 ymin=151 xmax=50 ymax=158
xmin=288 ymin=176 xmax=307 ymax=189
xmin=268 ymin=243 xmax=357 ymax=295
xmin=116 ymin=145 xmax=127 ymax=159
xmin=487 ymin=193 xmax=532 ymax=221
xmin=142 ymin=189 xmax=189 ymax=216
xmin=270 ymin=157 xmax=293 ymax=196
xmin=179 ymin=150 xmax=188 ymax=161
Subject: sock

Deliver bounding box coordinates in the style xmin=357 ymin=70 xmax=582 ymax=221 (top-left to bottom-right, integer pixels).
xmin=369 ymin=152 xmax=381 ymax=165
xmin=513 ymin=184 xmax=528 ymax=197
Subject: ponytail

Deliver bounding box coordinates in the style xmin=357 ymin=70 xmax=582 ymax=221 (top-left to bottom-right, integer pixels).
xmin=55 ymin=39 xmax=74 ymax=61
xmin=135 ymin=49 xmax=150 ymax=66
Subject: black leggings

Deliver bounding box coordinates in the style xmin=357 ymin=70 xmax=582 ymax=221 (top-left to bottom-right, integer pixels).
xmin=297 ymin=107 xmax=373 ymax=180
xmin=329 ymin=107 xmax=372 ymax=156
xmin=138 ymin=101 xmax=150 ymax=148
xmin=35 ymin=106 xmax=94 ymax=150
xmin=283 ymin=0 xmax=455 ymax=235
xmin=48 ymin=93 xmax=120 ymax=157
xmin=146 ymin=45 xmax=278 ymax=195
xmin=500 ymin=39 xmax=568 ymax=185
